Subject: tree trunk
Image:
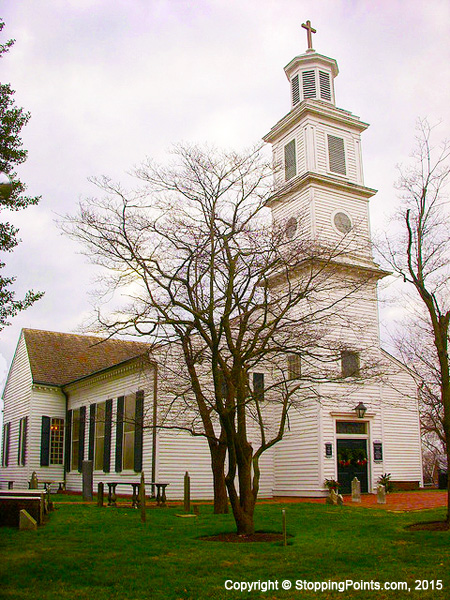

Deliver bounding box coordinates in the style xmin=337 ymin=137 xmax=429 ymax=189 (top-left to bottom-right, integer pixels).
xmin=225 ymin=443 xmax=256 ymax=535
xmin=211 ymin=443 xmax=228 ymax=514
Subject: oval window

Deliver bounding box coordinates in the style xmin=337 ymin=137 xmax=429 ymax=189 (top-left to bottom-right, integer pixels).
xmin=285 ymin=216 xmax=298 ymax=239
xmin=333 ymin=211 xmax=352 ymax=234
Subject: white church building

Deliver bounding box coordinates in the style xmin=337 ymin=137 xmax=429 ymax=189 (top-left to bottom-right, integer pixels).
xmin=0 ymin=27 xmax=423 ymax=498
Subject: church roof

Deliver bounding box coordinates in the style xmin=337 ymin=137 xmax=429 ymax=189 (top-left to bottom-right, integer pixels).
xmin=22 ymin=328 xmax=150 ymax=387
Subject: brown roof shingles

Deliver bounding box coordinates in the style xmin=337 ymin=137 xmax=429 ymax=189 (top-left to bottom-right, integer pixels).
xmin=23 ymin=329 xmax=150 ymax=387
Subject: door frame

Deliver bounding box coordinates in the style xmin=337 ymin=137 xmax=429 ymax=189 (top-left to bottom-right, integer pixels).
xmin=332 ymin=413 xmax=373 ymax=493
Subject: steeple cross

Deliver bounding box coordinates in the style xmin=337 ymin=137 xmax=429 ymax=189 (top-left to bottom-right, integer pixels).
xmin=301 ymin=20 xmax=316 ymax=50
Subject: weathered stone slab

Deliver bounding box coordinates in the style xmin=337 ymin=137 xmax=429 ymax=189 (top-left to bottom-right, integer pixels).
xmin=0 ymin=496 xmax=43 ymax=527
xmin=82 ymin=460 xmax=93 ymax=501
xmin=19 ymin=509 xmax=37 ymax=531
xmin=377 ymin=484 xmax=386 ymax=504
xmin=351 ymin=477 xmax=361 ymax=503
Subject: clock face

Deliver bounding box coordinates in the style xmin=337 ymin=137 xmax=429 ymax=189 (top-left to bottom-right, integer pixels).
xmin=333 ymin=211 xmax=352 ymax=234
xmin=285 ymin=216 xmax=298 ymax=239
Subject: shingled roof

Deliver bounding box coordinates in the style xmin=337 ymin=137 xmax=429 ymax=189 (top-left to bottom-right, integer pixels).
xmin=23 ymin=329 xmax=150 ymax=387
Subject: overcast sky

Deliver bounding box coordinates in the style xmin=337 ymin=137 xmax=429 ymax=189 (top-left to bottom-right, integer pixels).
xmin=1 ymin=0 xmax=449 ymax=418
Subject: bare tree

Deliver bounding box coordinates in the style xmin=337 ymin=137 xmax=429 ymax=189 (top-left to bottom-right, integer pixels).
xmin=63 ymin=144 xmax=382 ymax=534
xmin=381 ymin=118 xmax=450 ymax=522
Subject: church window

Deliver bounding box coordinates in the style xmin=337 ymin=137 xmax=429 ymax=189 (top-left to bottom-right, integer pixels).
xmin=71 ymin=408 xmax=80 ymax=471
xmin=18 ymin=416 xmax=28 ymax=466
xmin=291 ymin=74 xmax=300 ymax=106
xmin=50 ymin=418 xmax=64 ymax=465
xmin=253 ymin=373 xmax=264 ymax=401
xmin=1 ymin=422 xmax=10 ymax=467
xmin=94 ymin=402 xmax=106 ymax=471
xmin=284 ymin=139 xmax=297 ymax=180
xmin=319 ymin=71 xmax=331 ymax=101
xmin=288 ymin=353 xmax=302 ymax=379
xmin=123 ymin=394 xmax=136 ymax=471
xmin=336 ymin=421 xmax=367 ymax=435
xmin=327 ymin=134 xmax=346 ymax=175
xmin=341 ymin=351 xmax=360 ymax=377
xmin=302 ymin=70 xmax=316 ymax=98
xmin=333 ymin=212 xmax=352 ymax=234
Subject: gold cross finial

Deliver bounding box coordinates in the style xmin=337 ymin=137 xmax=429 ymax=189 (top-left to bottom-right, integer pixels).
xmin=301 ymin=20 xmax=316 ymax=50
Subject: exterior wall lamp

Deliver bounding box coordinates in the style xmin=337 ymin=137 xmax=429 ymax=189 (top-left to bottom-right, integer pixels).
xmin=354 ymin=402 xmax=367 ymax=419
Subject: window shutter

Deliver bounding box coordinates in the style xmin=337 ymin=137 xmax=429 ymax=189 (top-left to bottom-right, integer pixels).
xmin=327 ymin=135 xmax=346 ymax=175
xmin=40 ymin=416 xmax=51 ymax=467
xmin=253 ymin=373 xmax=264 ymax=401
xmin=3 ymin=423 xmax=11 ymax=467
xmin=284 ymin=139 xmax=297 ymax=181
xmin=291 ymin=74 xmax=300 ymax=106
xmin=134 ymin=390 xmax=144 ymax=473
xmin=103 ymin=399 xmax=112 ymax=473
xmin=302 ymin=70 xmax=316 ymax=99
xmin=88 ymin=404 xmax=96 ymax=461
xmin=319 ymin=71 xmax=331 ymax=101
xmin=65 ymin=410 xmax=72 ymax=471
xmin=21 ymin=416 xmax=28 ymax=466
xmin=115 ymin=396 xmax=125 ymax=473
xmin=78 ymin=406 xmax=86 ymax=473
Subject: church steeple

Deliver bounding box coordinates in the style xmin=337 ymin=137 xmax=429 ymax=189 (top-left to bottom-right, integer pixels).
xmin=285 ymin=22 xmax=338 ymax=108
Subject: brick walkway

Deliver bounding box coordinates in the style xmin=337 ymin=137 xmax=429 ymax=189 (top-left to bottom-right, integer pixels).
xmin=269 ymin=491 xmax=448 ymax=512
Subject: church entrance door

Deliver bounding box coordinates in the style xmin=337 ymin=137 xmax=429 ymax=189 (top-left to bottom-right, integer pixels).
xmin=337 ymin=438 xmax=368 ymax=494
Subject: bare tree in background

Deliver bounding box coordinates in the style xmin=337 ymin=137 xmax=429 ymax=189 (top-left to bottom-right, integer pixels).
xmin=381 ymin=118 xmax=450 ymax=522
xmin=64 ymin=144 xmax=382 ymax=534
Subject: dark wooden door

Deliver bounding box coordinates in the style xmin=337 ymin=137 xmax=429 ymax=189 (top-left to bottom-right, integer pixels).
xmin=337 ymin=438 xmax=368 ymax=494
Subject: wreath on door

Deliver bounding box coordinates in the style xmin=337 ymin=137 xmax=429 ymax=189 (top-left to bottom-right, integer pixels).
xmin=338 ymin=448 xmax=367 ymax=467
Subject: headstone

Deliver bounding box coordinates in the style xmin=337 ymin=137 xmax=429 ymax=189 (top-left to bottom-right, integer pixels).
xmin=140 ymin=472 xmax=146 ymax=523
xmin=184 ymin=471 xmax=191 ymax=513
xmin=282 ymin=509 xmax=287 ymax=547
xmin=326 ymin=489 xmax=339 ymax=506
xmin=377 ymin=484 xmax=386 ymax=504
xmin=29 ymin=472 xmax=38 ymax=489
xmin=351 ymin=477 xmax=361 ymax=503
xmin=19 ymin=509 xmax=37 ymax=531
xmin=82 ymin=461 xmax=93 ymax=501
xmin=97 ymin=482 xmax=104 ymax=507
xmin=193 ymin=505 xmax=200 ymax=516
xmin=337 ymin=494 xmax=344 ymax=506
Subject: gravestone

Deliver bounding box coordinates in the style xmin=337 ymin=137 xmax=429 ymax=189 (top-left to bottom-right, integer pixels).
xmin=351 ymin=477 xmax=361 ymax=503
xmin=29 ymin=472 xmax=38 ymax=489
xmin=97 ymin=482 xmax=104 ymax=507
xmin=184 ymin=471 xmax=191 ymax=513
xmin=193 ymin=505 xmax=200 ymax=516
xmin=377 ymin=484 xmax=386 ymax=504
xmin=82 ymin=461 xmax=93 ymax=501
xmin=337 ymin=494 xmax=344 ymax=506
xmin=19 ymin=509 xmax=37 ymax=531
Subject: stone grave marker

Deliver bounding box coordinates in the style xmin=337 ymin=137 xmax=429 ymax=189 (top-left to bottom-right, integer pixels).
xmin=19 ymin=509 xmax=37 ymax=531
xmin=377 ymin=484 xmax=386 ymax=504
xmin=29 ymin=472 xmax=38 ymax=489
xmin=82 ymin=461 xmax=93 ymax=501
xmin=351 ymin=477 xmax=361 ymax=503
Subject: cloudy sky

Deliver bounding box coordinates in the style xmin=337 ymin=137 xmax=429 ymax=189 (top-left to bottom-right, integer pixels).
xmin=1 ymin=0 xmax=449 ymax=416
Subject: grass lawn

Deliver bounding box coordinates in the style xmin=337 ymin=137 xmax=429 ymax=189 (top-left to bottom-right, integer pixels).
xmin=0 ymin=497 xmax=448 ymax=600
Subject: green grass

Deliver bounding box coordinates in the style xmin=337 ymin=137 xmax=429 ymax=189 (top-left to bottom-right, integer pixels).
xmin=0 ymin=500 xmax=448 ymax=600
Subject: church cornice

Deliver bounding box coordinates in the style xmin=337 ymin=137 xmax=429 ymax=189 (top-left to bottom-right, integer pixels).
xmin=263 ymin=100 xmax=368 ymax=144
xmin=267 ymin=172 xmax=377 ymax=207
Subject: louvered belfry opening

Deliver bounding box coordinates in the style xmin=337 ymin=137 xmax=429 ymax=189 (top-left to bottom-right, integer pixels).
xmin=291 ymin=74 xmax=300 ymax=106
xmin=319 ymin=71 xmax=331 ymax=101
xmin=302 ymin=70 xmax=316 ymax=99
xmin=284 ymin=139 xmax=297 ymax=180
xmin=327 ymin=134 xmax=346 ymax=175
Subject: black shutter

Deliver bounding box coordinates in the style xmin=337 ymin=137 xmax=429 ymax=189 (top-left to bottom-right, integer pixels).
xmin=3 ymin=423 xmax=11 ymax=467
xmin=103 ymin=399 xmax=112 ymax=473
xmin=88 ymin=404 xmax=96 ymax=461
xmin=40 ymin=416 xmax=51 ymax=466
xmin=78 ymin=406 xmax=86 ymax=472
xmin=65 ymin=410 xmax=72 ymax=471
xmin=134 ymin=391 xmax=144 ymax=472
xmin=22 ymin=416 xmax=28 ymax=466
xmin=115 ymin=396 xmax=124 ymax=473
